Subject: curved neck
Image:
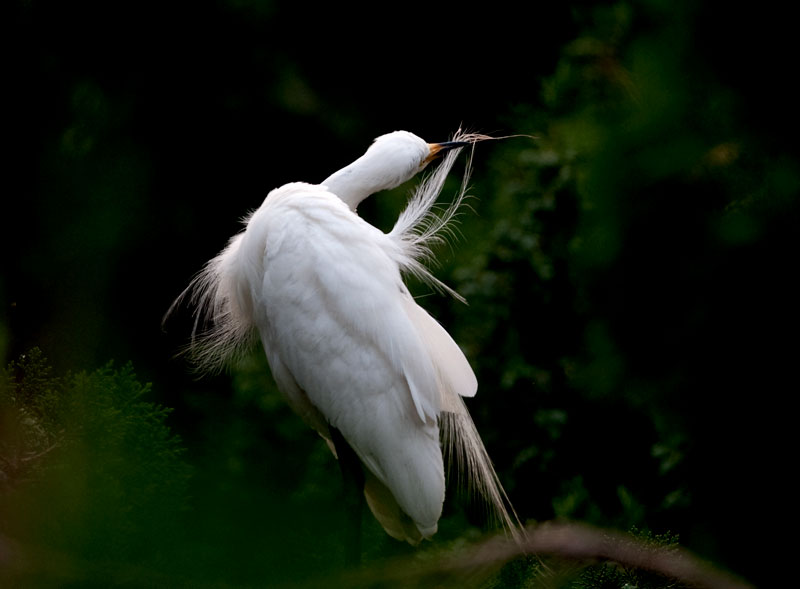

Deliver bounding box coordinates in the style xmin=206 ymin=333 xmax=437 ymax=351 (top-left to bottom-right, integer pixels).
xmin=321 ymin=161 xmax=376 ymax=211
xmin=321 ymin=150 xmax=413 ymax=211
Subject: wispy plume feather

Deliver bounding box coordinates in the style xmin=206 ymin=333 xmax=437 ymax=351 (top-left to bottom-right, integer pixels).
xmin=163 ymin=230 xmax=258 ymax=374
xmin=390 ymin=129 xmax=526 ymax=542
xmin=390 ymin=131 xmax=494 ymax=301
xmin=441 ymin=404 xmax=524 ymax=541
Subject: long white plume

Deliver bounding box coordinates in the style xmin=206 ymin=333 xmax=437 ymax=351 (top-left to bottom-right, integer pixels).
xmin=390 ymin=130 xmax=525 ymax=541
xmin=441 ymin=404 xmax=524 ymax=541
xmin=389 ymin=131 xmax=493 ymax=302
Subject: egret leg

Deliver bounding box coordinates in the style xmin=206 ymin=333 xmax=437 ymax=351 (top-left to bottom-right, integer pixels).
xmin=330 ymin=425 xmax=365 ymax=567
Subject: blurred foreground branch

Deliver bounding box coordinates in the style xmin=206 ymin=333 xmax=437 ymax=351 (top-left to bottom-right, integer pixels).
xmin=328 ymin=521 xmax=754 ymax=589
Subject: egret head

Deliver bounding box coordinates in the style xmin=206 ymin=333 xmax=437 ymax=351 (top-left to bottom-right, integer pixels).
xmin=367 ymin=131 xmax=469 ymax=187
xmin=322 ymin=131 xmax=468 ymax=210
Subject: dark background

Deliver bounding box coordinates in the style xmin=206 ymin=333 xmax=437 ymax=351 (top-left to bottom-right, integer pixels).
xmin=3 ymin=0 xmax=797 ymax=586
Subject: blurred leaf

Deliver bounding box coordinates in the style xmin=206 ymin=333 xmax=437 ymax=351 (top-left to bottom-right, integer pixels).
xmin=1 ymin=349 xmax=191 ymax=583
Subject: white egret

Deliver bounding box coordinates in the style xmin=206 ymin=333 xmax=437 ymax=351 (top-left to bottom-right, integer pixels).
xmin=168 ymin=130 xmax=519 ymax=546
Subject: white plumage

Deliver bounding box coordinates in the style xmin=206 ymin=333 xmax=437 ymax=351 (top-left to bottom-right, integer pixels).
xmin=170 ymin=130 xmax=518 ymax=544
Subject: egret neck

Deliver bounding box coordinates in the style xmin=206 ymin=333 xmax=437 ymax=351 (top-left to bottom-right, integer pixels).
xmin=320 ymin=163 xmax=381 ymax=211
xmin=321 ymin=151 xmax=419 ymax=211
xmin=321 ymin=133 xmax=469 ymax=211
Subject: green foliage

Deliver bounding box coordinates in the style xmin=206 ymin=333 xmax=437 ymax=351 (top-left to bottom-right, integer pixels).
xmin=1 ymin=349 xmax=191 ymax=583
xmin=418 ymin=1 xmax=794 ymax=585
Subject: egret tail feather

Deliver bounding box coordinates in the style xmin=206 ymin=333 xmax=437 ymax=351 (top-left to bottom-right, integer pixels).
xmin=441 ymin=401 xmax=525 ymax=542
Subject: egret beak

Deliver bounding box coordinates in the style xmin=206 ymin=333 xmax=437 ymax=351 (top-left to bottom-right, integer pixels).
xmin=425 ymin=140 xmax=471 ymax=164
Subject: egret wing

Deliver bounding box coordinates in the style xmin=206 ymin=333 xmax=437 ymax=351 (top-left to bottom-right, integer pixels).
xmin=400 ymin=297 xmax=477 ymax=412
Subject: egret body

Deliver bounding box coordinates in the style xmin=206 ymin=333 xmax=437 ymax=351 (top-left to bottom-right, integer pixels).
xmin=171 ymin=130 xmax=518 ymax=545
